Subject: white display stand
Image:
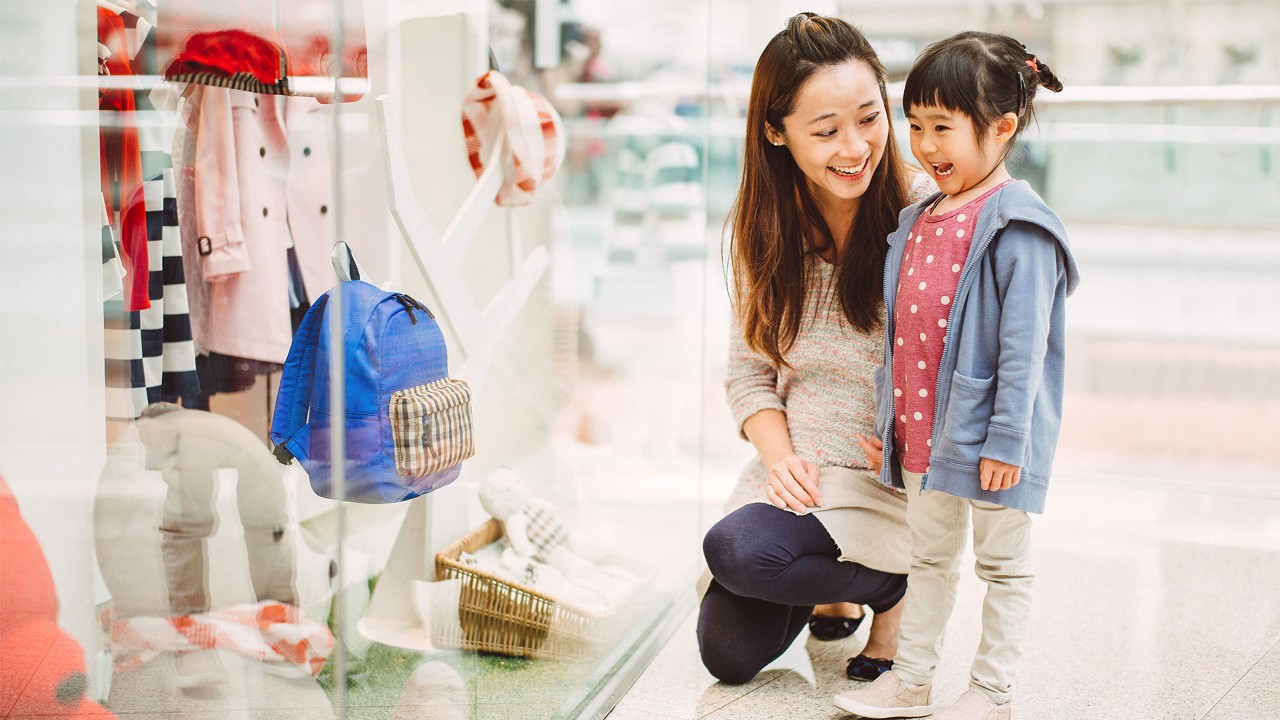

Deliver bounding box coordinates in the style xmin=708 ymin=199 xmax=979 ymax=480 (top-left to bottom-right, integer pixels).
xmin=357 ymin=95 xmax=548 ymax=649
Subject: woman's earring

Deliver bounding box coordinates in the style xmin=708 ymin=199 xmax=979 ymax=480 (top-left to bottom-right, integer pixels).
xmin=770 ymin=140 xmax=784 ymax=147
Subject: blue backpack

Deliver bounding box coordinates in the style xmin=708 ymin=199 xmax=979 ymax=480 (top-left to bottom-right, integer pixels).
xmin=270 ymin=280 xmax=474 ymax=503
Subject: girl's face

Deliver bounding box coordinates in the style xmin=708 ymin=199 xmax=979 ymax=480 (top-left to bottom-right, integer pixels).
xmin=767 ymin=60 xmax=888 ymax=212
xmin=906 ymin=104 xmax=1013 ymax=197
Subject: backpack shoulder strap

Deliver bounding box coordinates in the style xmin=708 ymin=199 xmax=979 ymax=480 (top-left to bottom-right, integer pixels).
xmin=269 ymin=292 xmax=329 ymax=464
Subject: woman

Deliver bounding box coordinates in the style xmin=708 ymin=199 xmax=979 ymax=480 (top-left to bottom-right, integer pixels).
xmin=699 ymin=13 xmax=933 ymax=684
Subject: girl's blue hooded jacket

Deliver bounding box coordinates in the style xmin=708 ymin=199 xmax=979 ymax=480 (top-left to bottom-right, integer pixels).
xmin=875 ymin=180 xmax=1080 ymax=513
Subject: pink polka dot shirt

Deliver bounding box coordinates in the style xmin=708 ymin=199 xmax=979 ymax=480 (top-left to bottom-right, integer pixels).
xmin=891 ymin=181 xmax=1010 ymax=473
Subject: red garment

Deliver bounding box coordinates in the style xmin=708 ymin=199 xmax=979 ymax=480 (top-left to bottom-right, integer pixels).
xmin=0 ymin=476 xmax=120 ymax=719
xmin=118 ymin=183 xmax=152 ymax=306
xmin=99 ymin=6 xmax=149 ymax=311
xmin=892 ymin=181 xmax=1010 ymax=472
xmin=166 ymin=29 xmax=286 ymax=86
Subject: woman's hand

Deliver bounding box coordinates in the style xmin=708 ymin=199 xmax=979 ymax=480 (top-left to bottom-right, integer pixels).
xmin=980 ymin=457 xmax=1022 ymax=491
xmin=856 ymin=433 xmax=885 ymax=475
xmin=764 ymin=455 xmax=821 ymax=514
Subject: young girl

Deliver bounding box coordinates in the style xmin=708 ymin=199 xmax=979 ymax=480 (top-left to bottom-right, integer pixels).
xmin=833 ymin=32 xmax=1079 ymax=720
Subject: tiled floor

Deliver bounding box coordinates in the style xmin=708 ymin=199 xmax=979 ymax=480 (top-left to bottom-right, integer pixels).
xmin=607 ymin=474 xmax=1280 ymax=720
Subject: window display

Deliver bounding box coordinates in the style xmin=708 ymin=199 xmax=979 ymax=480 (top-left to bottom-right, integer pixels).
xmin=6 ymin=1 xmax=1275 ymax=718
xmin=1 ymin=2 xmax=708 ymax=719
xmin=6 ymin=0 xmax=1278 ymax=718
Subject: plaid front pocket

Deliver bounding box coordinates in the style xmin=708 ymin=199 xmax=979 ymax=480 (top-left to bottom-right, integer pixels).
xmin=388 ymin=379 xmax=475 ymax=477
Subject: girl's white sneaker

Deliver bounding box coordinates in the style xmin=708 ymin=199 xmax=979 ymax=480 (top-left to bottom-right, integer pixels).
xmin=930 ymin=690 xmax=1012 ymax=720
xmin=832 ymin=670 xmax=936 ymax=718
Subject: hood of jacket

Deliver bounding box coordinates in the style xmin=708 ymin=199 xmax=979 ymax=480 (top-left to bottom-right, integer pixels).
xmin=894 ymin=180 xmax=1079 ymax=296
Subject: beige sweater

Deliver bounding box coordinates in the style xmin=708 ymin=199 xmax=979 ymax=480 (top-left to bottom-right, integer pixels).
xmin=724 ymin=256 xmax=884 ymax=504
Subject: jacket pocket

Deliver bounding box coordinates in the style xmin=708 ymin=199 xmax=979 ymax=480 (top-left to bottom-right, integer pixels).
xmin=942 ymin=371 xmax=994 ymax=445
xmin=873 ymin=364 xmax=891 ymax=439
xmin=229 ymin=90 xmax=259 ymax=112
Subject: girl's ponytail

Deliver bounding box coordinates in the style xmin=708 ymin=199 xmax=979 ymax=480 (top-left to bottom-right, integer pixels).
xmin=1025 ymin=53 xmax=1064 ymax=93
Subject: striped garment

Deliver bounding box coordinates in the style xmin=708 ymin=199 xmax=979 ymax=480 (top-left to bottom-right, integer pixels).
xmin=388 ymin=378 xmax=475 ymax=477
xmin=163 ymin=71 xmax=290 ymax=96
xmin=104 ymin=299 xmax=148 ymax=420
xmin=461 ymin=70 xmax=565 ymax=207
xmin=103 ymin=6 xmax=200 ymax=420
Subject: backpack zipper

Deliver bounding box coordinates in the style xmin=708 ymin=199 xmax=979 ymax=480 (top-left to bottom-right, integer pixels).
xmin=393 ymin=293 xmax=435 ymax=324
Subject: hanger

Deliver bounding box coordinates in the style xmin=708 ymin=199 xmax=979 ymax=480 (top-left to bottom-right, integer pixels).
xmin=330 ymin=241 xmax=363 ymax=283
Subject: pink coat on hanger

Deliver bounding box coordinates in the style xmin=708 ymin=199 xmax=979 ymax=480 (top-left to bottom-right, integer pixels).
xmin=179 ymin=86 xmax=337 ymax=364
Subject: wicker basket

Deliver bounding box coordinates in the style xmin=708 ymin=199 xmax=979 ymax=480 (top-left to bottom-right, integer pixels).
xmin=432 ymin=519 xmax=606 ymax=660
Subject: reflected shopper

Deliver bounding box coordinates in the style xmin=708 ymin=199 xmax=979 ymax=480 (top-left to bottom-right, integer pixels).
xmin=699 ymin=13 xmax=933 ymax=685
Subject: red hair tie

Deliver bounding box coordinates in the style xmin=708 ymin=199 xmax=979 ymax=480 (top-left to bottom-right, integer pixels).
xmin=1025 ymin=57 xmax=1039 ymax=72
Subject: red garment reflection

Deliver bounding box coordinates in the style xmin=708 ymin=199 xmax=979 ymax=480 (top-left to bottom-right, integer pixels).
xmin=0 ymin=476 xmax=119 ymax=718
xmin=98 ymin=6 xmax=149 ymax=312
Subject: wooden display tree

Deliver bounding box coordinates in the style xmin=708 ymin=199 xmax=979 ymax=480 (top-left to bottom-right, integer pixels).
xmin=355 ymin=95 xmax=549 ymax=649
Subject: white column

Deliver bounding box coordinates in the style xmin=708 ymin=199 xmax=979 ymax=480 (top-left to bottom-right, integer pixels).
xmin=0 ymin=0 xmax=108 ymax=664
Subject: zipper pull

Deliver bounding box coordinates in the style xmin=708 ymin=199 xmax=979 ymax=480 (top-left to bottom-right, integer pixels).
xmin=410 ymin=296 xmax=435 ymax=318
xmin=394 ymin=294 xmax=418 ymax=324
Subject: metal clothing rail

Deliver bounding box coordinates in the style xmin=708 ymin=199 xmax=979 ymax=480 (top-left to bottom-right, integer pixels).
xmin=547 ymin=79 xmax=1280 ymax=106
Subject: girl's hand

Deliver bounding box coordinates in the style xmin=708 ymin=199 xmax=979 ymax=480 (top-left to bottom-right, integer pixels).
xmin=980 ymin=457 xmax=1022 ymax=491
xmin=856 ymin=433 xmax=885 ymax=475
xmin=765 ymin=455 xmax=822 ymax=514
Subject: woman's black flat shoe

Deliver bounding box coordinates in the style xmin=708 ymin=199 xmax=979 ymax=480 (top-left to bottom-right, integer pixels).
xmin=807 ymin=613 xmax=864 ymax=641
xmin=845 ymin=654 xmax=893 ymax=681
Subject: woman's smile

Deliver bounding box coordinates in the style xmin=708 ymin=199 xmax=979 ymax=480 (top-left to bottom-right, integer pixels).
xmin=828 ymin=157 xmax=871 ymax=180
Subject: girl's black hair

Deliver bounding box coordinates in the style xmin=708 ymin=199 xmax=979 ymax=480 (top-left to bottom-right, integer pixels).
xmin=903 ymin=31 xmax=1063 ymax=159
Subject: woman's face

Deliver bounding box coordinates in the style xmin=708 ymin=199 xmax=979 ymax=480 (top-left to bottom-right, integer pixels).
xmin=767 ymin=60 xmax=889 ymax=212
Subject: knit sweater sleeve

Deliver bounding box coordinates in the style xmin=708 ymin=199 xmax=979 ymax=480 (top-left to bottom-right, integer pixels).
xmin=724 ymin=318 xmax=785 ymax=440
xmin=907 ymin=171 xmax=938 ymax=204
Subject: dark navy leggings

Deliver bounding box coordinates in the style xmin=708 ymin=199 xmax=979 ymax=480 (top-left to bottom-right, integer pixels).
xmin=696 ymin=502 xmax=907 ymax=684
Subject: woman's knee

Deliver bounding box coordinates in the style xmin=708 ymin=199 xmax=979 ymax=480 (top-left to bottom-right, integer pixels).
xmin=697 ymin=631 xmax=762 ymax=684
xmin=701 ymin=653 xmax=760 ymax=685
xmin=701 ymin=514 xmax=735 ymax=561
xmin=702 ymin=512 xmax=769 ymax=586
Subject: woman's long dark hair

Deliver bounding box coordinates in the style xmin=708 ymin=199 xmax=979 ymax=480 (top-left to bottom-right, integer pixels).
xmin=727 ymin=12 xmax=910 ymax=368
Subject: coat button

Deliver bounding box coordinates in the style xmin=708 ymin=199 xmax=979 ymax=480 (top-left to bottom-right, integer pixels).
xmin=272 ymin=527 xmax=284 ymax=541
xmin=253 ymin=97 xmax=259 ymax=107
xmin=259 ymin=147 xmax=266 ymax=157
xmin=303 ymin=147 xmax=311 ymax=156
xmin=320 ymin=205 xmax=328 ymax=215
xmin=263 ymin=207 xmax=269 ymax=217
